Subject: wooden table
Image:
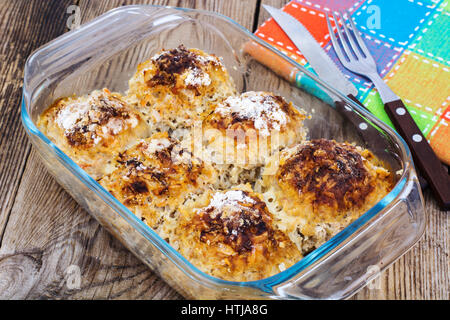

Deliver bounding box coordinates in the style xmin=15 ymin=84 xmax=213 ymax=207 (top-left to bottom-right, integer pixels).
xmin=0 ymin=0 xmax=448 ymax=300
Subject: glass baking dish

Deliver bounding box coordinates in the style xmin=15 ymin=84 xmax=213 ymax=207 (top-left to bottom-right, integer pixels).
xmin=21 ymin=5 xmax=426 ymax=299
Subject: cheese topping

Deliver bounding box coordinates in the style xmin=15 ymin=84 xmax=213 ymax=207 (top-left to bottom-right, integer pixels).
xmin=202 ymin=190 xmax=256 ymax=219
xmin=147 ymin=45 xmax=222 ymax=89
xmin=55 ymin=91 xmax=139 ymax=146
xmin=184 ymin=67 xmax=211 ymax=87
xmin=215 ymin=92 xmax=289 ymax=136
xmin=142 ymin=138 xmax=173 ymax=154
xmin=56 ymin=101 xmax=91 ymax=130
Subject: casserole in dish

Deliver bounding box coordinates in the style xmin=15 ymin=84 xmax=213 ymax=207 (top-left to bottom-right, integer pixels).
xmin=21 ymin=5 xmax=425 ymax=299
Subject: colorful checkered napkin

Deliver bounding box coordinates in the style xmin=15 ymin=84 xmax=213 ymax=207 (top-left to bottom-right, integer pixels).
xmin=256 ymin=0 xmax=450 ymax=165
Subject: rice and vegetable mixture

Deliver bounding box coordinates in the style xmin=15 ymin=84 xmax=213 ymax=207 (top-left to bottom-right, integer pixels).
xmin=38 ymin=45 xmax=393 ymax=281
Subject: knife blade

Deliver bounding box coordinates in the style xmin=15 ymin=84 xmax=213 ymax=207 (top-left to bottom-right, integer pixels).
xmin=263 ymin=5 xmax=358 ymax=97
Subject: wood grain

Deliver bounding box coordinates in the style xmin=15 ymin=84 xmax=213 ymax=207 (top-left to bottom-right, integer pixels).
xmin=0 ymin=0 xmax=72 ymax=252
xmin=0 ymin=0 xmax=447 ymax=300
xmin=0 ymin=0 xmax=257 ymax=300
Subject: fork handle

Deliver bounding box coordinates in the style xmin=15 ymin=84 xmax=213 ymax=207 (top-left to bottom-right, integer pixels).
xmin=347 ymin=94 xmax=429 ymax=190
xmin=385 ymin=99 xmax=450 ymax=210
xmin=338 ymin=95 xmax=428 ymax=190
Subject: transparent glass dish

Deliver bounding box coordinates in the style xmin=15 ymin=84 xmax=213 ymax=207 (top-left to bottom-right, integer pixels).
xmin=21 ymin=5 xmax=426 ymax=299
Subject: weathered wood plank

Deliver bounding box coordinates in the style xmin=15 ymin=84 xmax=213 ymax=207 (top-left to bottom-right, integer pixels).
xmin=355 ymin=188 xmax=449 ymax=300
xmin=0 ymin=0 xmax=258 ymax=300
xmin=0 ymin=0 xmax=447 ymax=300
xmin=76 ymin=0 xmax=258 ymax=30
xmin=0 ymin=0 xmax=76 ymax=249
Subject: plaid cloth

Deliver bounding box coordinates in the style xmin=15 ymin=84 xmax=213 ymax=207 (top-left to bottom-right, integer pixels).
xmin=256 ymin=0 xmax=450 ymax=165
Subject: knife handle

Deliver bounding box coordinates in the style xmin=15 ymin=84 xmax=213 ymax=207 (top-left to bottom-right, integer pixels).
xmin=335 ymin=95 xmax=387 ymax=152
xmin=243 ymin=41 xmax=298 ymax=82
xmin=385 ymin=99 xmax=450 ymax=210
xmin=347 ymin=94 xmax=367 ymax=111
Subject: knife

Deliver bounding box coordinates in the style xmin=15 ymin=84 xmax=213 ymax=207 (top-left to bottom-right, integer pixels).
xmin=263 ymin=5 xmax=357 ymax=98
xmin=260 ymin=5 xmax=430 ymax=188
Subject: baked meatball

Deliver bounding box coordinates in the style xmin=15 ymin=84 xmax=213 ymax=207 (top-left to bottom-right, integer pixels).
xmin=173 ymin=185 xmax=302 ymax=281
xmin=127 ymin=45 xmax=236 ymax=132
xmin=201 ymin=91 xmax=307 ymax=187
xmin=259 ymin=139 xmax=393 ymax=254
xmin=98 ymin=132 xmax=217 ymax=239
xmin=38 ymin=88 xmax=150 ymax=179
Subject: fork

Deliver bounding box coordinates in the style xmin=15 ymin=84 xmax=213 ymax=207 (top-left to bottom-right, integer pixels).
xmin=326 ymin=11 xmax=450 ymax=210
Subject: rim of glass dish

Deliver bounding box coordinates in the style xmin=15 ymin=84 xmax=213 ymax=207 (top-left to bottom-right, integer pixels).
xmin=21 ymin=4 xmax=414 ymax=294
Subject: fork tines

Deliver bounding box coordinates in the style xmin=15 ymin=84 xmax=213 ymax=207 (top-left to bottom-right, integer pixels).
xmin=326 ymin=11 xmax=376 ymax=67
